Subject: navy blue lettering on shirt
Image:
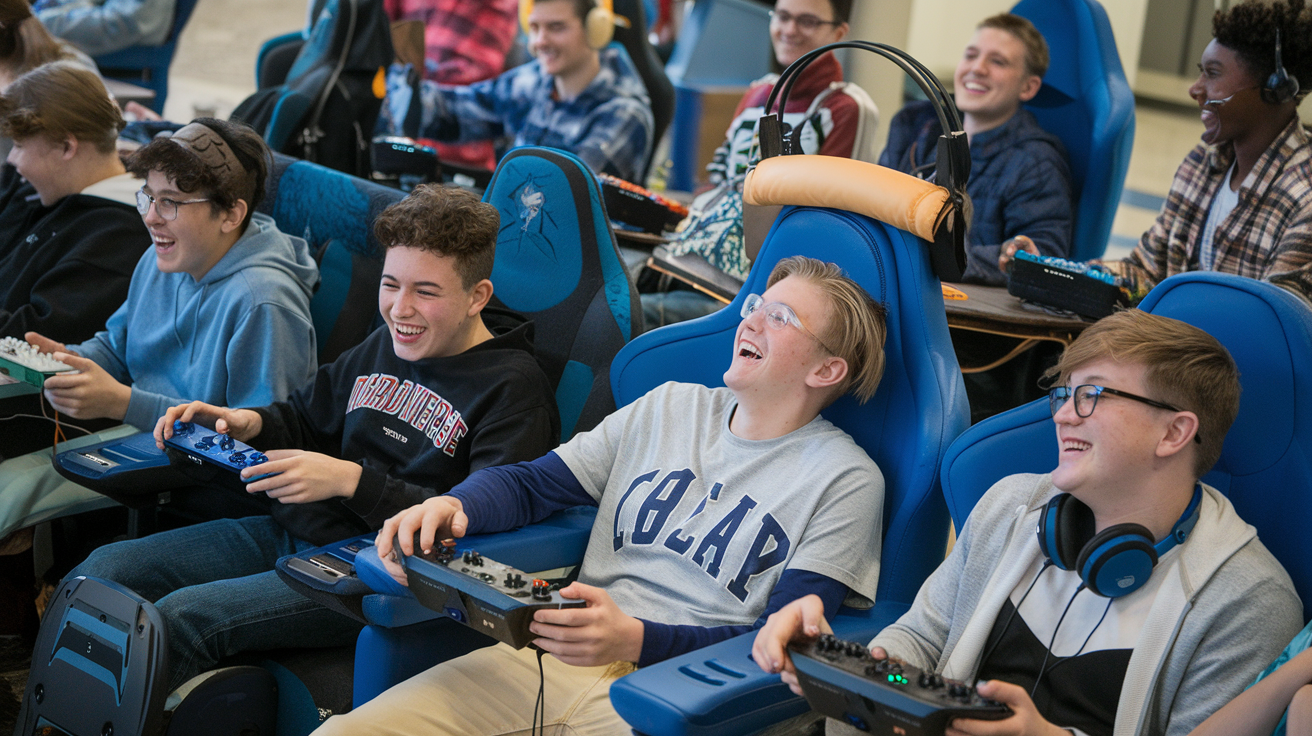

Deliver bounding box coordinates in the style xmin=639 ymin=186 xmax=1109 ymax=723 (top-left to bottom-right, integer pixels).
xmin=610 ymin=467 xmax=792 ymax=604
xmin=346 ymin=373 xmax=468 ymax=455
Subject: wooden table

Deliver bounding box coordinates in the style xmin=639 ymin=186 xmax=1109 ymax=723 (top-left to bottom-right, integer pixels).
xmin=944 ymin=282 xmax=1092 ymax=372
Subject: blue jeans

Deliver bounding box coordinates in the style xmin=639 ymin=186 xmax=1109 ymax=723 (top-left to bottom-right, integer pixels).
xmin=69 ymin=516 xmax=363 ymax=691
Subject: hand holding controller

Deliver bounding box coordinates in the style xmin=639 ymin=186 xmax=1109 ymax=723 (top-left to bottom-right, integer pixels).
xmin=162 ymin=419 xmax=279 ymax=482
xmin=789 ymin=634 xmax=1011 ymax=735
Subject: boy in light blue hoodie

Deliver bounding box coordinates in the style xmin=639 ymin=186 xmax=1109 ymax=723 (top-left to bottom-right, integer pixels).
xmin=25 ymin=118 xmax=319 ymax=428
xmin=0 ymin=119 xmax=318 ymax=653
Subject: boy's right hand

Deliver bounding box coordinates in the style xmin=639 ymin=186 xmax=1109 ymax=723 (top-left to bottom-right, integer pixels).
xmin=376 ymin=496 xmax=468 ymax=585
xmin=752 ymin=594 xmax=836 ymax=695
xmin=23 ymin=332 xmax=72 ymax=357
xmin=154 ymin=401 xmax=263 ymax=448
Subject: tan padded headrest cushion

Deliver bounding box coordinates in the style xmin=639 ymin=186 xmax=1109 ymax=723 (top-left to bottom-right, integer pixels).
xmin=742 ymin=155 xmax=951 ymax=243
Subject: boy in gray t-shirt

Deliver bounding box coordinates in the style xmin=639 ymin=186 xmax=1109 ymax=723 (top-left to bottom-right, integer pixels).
xmin=317 ymin=256 xmax=890 ymax=736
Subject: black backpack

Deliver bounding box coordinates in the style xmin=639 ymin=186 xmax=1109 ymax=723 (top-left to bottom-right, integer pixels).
xmin=232 ymin=0 xmax=393 ymax=178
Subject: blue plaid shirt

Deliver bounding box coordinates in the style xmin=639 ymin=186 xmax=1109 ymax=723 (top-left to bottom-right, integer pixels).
xmin=384 ymin=46 xmax=653 ymax=182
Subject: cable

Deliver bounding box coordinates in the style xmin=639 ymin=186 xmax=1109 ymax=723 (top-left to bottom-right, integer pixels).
xmin=1029 ymin=584 xmax=1086 ymax=700
xmin=1039 ymin=596 xmax=1114 ymax=682
xmin=0 ymin=413 xmax=92 ymax=436
xmin=531 ymin=647 xmax=547 ymax=736
xmin=977 ymin=561 xmax=1052 ymax=672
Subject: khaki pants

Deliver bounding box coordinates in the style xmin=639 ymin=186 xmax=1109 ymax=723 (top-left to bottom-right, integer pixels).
xmin=314 ymin=642 xmax=637 ymax=736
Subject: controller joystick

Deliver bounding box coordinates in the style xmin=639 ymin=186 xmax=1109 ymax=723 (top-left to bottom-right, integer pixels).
xmin=218 ymin=434 xmax=235 ymax=451
xmin=531 ymin=579 xmax=552 ymax=601
xmin=173 ymin=420 xmax=195 ymax=437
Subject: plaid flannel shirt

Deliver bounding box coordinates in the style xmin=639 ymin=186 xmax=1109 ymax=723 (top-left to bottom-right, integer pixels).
xmin=383 ymin=0 xmax=517 ymax=86
xmin=1116 ymin=117 xmax=1312 ymax=304
xmin=384 ymin=46 xmax=653 ymax=182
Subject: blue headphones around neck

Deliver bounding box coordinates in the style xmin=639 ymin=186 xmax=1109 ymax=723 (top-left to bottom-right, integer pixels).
xmin=1036 ymin=484 xmax=1203 ymax=598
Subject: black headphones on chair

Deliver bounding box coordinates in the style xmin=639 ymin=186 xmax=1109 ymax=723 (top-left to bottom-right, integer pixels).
xmin=1263 ymin=28 xmax=1301 ymax=105
xmin=1036 ymin=484 xmax=1203 ymax=598
xmin=754 ymin=42 xmax=970 ymax=282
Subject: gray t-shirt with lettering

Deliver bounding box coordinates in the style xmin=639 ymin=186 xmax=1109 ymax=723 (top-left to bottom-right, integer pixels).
xmin=554 ymin=381 xmax=884 ymax=626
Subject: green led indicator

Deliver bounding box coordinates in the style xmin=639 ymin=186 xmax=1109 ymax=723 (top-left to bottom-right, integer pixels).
xmin=888 ymin=674 xmax=908 ymax=685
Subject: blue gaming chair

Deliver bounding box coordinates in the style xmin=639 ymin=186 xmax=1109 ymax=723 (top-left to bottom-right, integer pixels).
xmin=92 ymin=0 xmax=202 ymax=113
xmin=257 ymin=153 xmax=404 ymax=365
xmin=941 ymin=272 xmax=1312 ymax=621
xmin=607 ymin=203 xmax=969 ymax=736
xmin=1012 ymin=0 xmax=1135 ymax=262
xmin=346 ymin=160 xmax=970 ymax=729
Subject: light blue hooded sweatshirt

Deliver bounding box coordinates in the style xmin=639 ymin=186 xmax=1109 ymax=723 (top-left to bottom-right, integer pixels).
xmin=71 ymin=212 xmax=320 ymax=431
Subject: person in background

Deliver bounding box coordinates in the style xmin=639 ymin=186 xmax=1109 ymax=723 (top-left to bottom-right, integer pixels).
xmin=384 ymin=0 xmax=519 ymax=170
xmin=1001 ymin=0 xmax=1312 ymax=305
xmin=381 ymin=0 xmax=653 ymax=182
xmin=642 ymin=0 xmax=859 ymax=329
xmin=883 ymin=13 xmax=1072 ymax=286
xmin=33 ymin=0 xmax=176 ymax=57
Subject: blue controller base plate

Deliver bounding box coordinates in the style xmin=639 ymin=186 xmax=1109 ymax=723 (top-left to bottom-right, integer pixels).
xmin=163 ymin=421 xmax=277 ymax=482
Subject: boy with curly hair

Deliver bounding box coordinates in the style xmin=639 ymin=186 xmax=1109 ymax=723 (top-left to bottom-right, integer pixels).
xmin=66 ymin=183 xmax=561 ymax=692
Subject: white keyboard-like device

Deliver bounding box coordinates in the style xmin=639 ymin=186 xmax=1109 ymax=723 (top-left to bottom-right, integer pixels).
xmin=0 ymin=337 xmax=76 ymax=388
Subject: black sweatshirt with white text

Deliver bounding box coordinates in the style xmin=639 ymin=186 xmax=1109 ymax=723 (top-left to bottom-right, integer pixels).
xmin=250 ymin=308 xmax=560 ymax=546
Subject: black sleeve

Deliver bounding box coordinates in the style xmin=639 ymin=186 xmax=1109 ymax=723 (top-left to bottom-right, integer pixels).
xmin=0 ymin=209 xmax=146 ymax=342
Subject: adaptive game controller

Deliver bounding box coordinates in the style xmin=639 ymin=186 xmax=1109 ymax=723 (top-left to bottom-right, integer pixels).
xmin=163 ymin=420 xmax=277 ymax=482
xmin=0 ymin=336 xmax=75 ymax=388
xmin=401 ymin=537 xmax=586 ymax=649
xmin=790 ymin=634 xmax=1011 ymax=735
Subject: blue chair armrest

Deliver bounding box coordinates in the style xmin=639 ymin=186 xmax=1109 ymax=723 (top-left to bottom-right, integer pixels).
xmin=610 ymin=601 xmax=911 ymax=736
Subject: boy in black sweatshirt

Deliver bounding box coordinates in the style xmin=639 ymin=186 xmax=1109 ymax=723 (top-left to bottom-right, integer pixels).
xmin=67 ymin=183 xmax=560 ymax=692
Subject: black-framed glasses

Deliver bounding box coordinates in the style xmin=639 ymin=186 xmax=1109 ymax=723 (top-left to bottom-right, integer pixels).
xmin=1049 ymin=384 xmax=1202 ymax=443
xmin=136 ymin=189 xmax=210 ymax=220
xmin=768 ymin=9 xmax=842 ymax=32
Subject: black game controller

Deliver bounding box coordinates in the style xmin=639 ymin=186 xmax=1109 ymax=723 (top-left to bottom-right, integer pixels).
xmin=163 ymin=420 xmax=277 ymax=482
xmin=400 ymin=536 xmax=586 ymax=649
xmin=791 ymin=634 xmax=1011 ymax=735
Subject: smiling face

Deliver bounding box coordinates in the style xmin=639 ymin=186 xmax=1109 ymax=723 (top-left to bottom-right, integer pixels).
xmin=142 ymin=169 xmax=242 ymax=282
xmin=528 ymin=0 xmax=595 ymax=79
xmin=953 ymin=26 xmax=1041 ymax=128
xmin=723 ymin=275 xmax=834 ymax=402
xmin=769 ymin=0 xmax=848 ymax=68
xmin=7 ymin=134 xmax=72 ymax=206
xmin=1189 ymin=39 xmax=1266 ymax=146
xmin=1050 ymin=359 xmax=1183 ymax=501
xmin=379 ymin=246 xmax=489 ymax=361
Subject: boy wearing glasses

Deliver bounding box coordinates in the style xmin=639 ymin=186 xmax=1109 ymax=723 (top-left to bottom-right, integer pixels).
xmin=24 ymin=117 xmax=318 ymax=433
xmin=317 ymin=256 xmax=888 ymax=736
xmin=754 ymin=309 xmax=1301 ymax=736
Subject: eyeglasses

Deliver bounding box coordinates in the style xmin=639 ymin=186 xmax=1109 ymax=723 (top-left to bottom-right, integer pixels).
xmin=768 ymin=9 xmax=842 ymax=32
xmin=1049 ymin=384 xmax=1202 ymax=443
xmin=136 ymin=189 xmax=210 ymax=221
xmin=740 ymin=293 xmax=836 ymax=354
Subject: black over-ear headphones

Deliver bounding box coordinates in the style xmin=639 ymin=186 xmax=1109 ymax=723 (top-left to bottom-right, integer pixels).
xmin=1036 ymin=484 xmax=1203 ymax=598
xmin=755 ymin=42 xmax=970 ymax=282
xmin=1263 ymin=28 xmax=1301 ymax=105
